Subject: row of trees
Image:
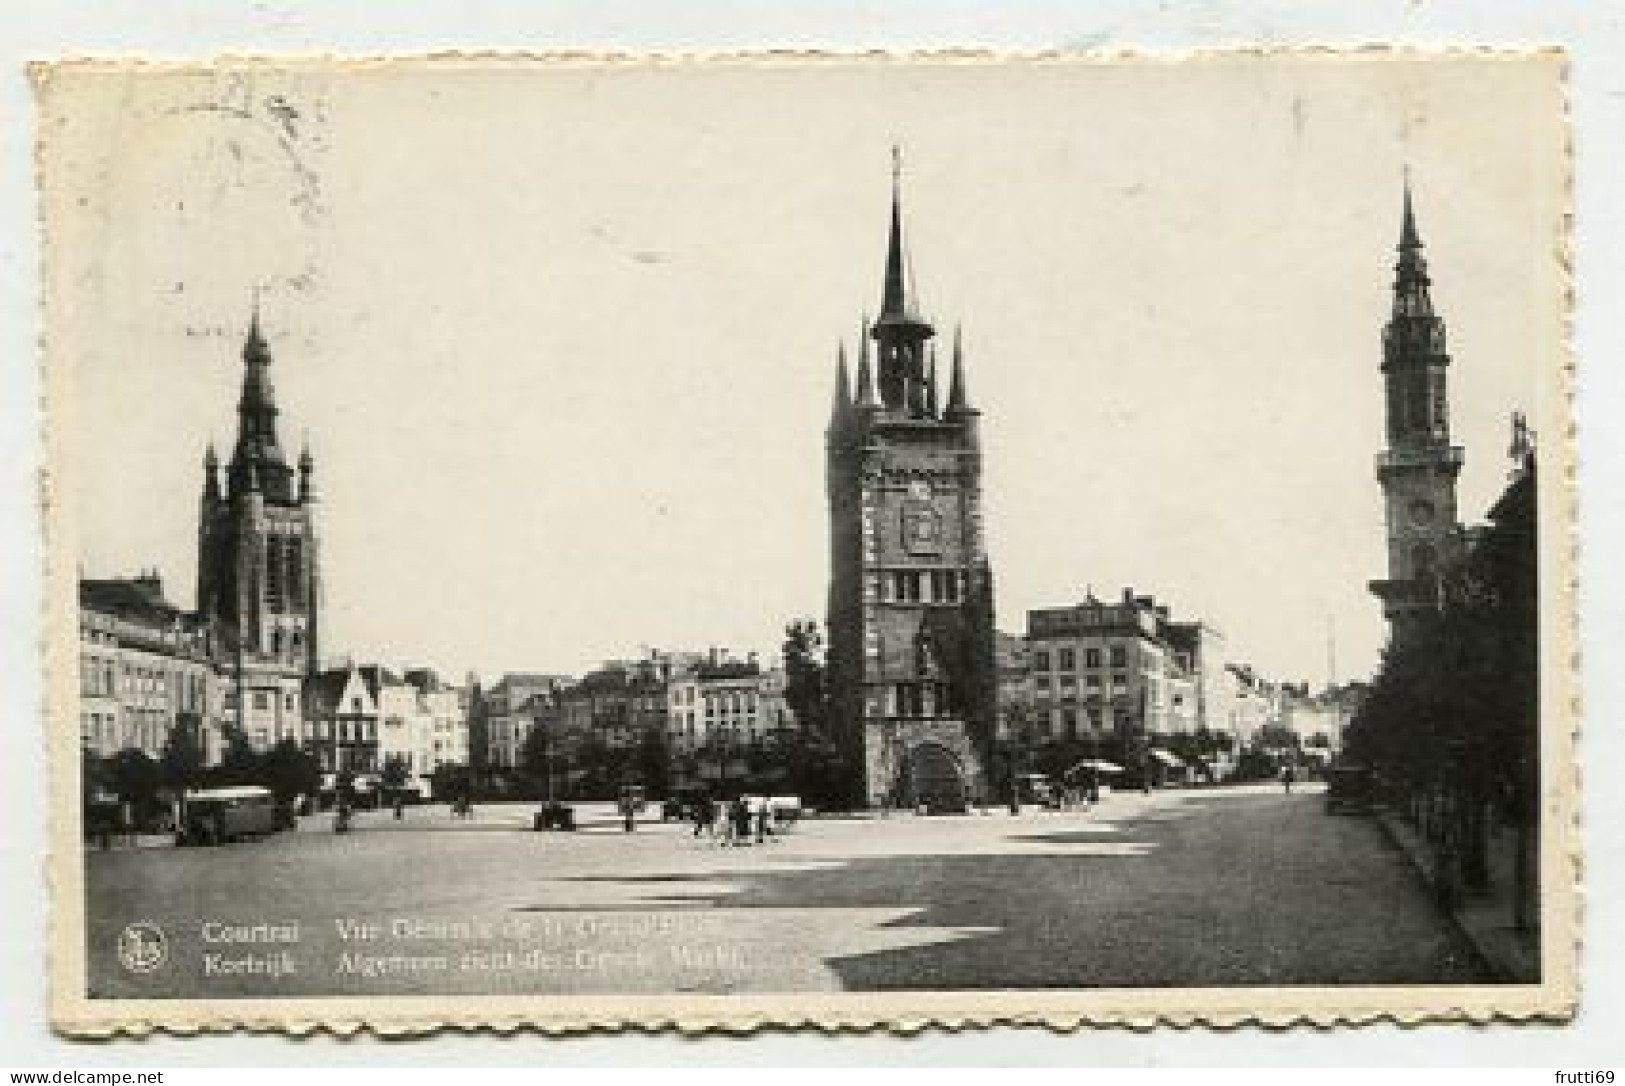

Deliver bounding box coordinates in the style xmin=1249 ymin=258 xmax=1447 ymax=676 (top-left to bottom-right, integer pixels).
xmin=1344 ymin=457 xmax=1538 ymax=925
xmin=81 ymin=718 xmax=326 ymax=830
xmin=474 ymin=620 xmax=854 ymax=806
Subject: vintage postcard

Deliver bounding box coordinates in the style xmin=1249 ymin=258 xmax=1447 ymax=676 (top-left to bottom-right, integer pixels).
xmin=38 ymin=52 xmax=1575 ymax=1034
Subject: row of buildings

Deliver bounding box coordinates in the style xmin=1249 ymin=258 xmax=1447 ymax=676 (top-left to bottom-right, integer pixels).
xmin=996 ymin=589 xmax=1352 ymax=773
xmin=477 ymin=649 xmax=796 ymax=781
xmin=79 ymin=164 xmax=1377 ymax=808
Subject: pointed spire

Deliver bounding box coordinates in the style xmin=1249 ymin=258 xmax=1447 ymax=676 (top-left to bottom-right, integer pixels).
xmin=880 ymin=146 xmax=912 ymax=321
xmin=1391 ymin=180 xmax=1434 ymax=321
xmin=854 ymin=316 xmax=878 ymax=409
xmin=945 ymin=325 xmax=971 ymax=415
xmin=829 ymin=341 xmax=856 ymax=431
xmin=202 ymin=442 xmax=221 ymax=501
xmin=1400 ymin=174 xmax=1421 ymax=251
xmin=925 ymin=343 xmax=940 ymax=417
xmin=244 ymin=287 xmax=270 ymax=365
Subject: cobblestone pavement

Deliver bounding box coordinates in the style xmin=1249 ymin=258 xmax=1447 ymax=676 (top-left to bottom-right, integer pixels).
xmin=83 ymin=783 xmax=1486 ymax=998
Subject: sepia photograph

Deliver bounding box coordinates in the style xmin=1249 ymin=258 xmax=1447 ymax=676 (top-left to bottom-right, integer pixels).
xmin=37 ymin=52 xmax=1572 ymax=1031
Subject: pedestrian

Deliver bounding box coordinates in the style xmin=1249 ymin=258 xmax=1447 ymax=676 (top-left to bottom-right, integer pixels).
xmin=393 ymin=795 xmax=405 ymax=821
xmin=730 ymin=797 xmax=751 ymax=845
xmin=621 ymin=795 xmax=636 ymax=833
xmin=755 ymin=796 xmax=771 ymax=844
xmin=1281 ymin=764 xmax=1294 ymax=794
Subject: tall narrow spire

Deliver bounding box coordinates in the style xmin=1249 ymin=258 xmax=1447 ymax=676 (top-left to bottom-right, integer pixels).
xmin=830 ymin=341 xmax=855 ymax=431
xmin=1392 ymin=181 xmax=1434 ymax=319
xmin=945 ymin=325 xmax=971 ymax=415
xmin=871 ymin=150 xmax=935 ymax=413
xmin=1400 ymin=176 xmax=1421 ymax=251
xmin=202 ymin=443 xmax=221 ymax=502
xmin=230 ymin=296 xmax=294 ymax=501
xmin=854 ymin=316 xmax=878 ymax=409
xmin=925 ymin=343 xmax=940 ymax=417
xmin=880 ymin=146 xmax=913 ymax=321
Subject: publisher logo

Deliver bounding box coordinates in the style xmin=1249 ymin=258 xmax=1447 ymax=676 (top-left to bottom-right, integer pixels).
xmin=116 ymin=922 xmax=167 ymax=974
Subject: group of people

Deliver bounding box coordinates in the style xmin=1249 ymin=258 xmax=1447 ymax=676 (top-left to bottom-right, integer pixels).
xmin=687 ymin=795 xmax=778 ymax=846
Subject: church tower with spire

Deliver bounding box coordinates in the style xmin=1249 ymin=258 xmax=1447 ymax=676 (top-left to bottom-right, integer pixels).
xmin=1369 ymin=185 xmax=1465 ymax=639
xmin=826 ymin=159 xmax=996 ymax=809
xmin=197 ymin=302 xmax=323 ymax=751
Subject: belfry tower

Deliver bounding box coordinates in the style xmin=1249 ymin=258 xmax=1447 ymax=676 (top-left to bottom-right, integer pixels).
xmin=197 ymin=304 xmax=322 ymax=751
xmin=826 ymin=161 xmax=997 ymax=809
xmin=1369 ymin=185 xmax=1464 ymax=640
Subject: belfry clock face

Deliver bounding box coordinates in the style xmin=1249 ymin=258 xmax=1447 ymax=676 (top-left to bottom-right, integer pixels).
xmin=1409 ymin=498 xmax=1437 ymax=526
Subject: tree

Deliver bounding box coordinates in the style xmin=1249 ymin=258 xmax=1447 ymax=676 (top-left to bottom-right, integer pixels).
xmin=430 ymin=762 xmax=471 ymax=804
xmin=106 ymin=748 xmax=162 ymax=828
xmin=380 ymin=754 xmax=411 ymax=802
xmin=212 ymin=721 xmax=260 ymax=786
xmin=465 ymin=682 xmax=491 ymax=788
xmin=261 ymin=738 xmax=322 ymax=807
xmin=635 ymin=724 xmax=672 ymax=798
xmin=159 ymin=713 xmax=208 ymax=796
xmin=782 ymin=620 xmax=827 ymax=736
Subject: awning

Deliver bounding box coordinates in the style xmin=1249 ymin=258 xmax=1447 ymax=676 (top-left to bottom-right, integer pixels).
xmin=1065 ymin=759 xmax=1125 ymax=778
xmin=1149 ymin=749 xmax=1185 ymax=768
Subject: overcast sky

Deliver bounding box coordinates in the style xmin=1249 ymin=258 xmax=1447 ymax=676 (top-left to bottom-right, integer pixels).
xmin=44 ymin=55 xmax=1564 ymax=685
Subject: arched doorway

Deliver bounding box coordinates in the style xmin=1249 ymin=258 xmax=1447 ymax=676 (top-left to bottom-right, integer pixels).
xmin=898 ymin=741 xmax=968 ymax=813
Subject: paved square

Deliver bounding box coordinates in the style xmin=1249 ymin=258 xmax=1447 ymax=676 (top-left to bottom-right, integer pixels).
xmin=85 ymin=784 xmax=1487 ymax=998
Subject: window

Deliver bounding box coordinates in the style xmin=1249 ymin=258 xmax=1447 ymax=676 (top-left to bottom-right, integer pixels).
xmin=1110 ymin=645 xmax=1128 ymax=669
xmin=253 ymin=690 xmax=270 ymax=711
xmin=266 ymin=536 xmax=285 ymax=614
xmin=930 ymin=570 xmax=961 ymax=603
xmin=1085 ymin=674 xmax=1102 ymax=689
xmin=892 ymin=571 xmax=922 ymax=603
xmin=1059 ymin=648 xmax=1076 ymax=671
xmin=1085 ymin=648 xmax=1102 ymax=669
xmin=1033 ymin=650 xmax=1051 ymax=672
xmin=287 ymin=538 xmax=304 ymax=610
xmin=894 ymin=683 xmax=924 ymax=717
xmin=1062 ymin=709 xmax=1077 ymax=737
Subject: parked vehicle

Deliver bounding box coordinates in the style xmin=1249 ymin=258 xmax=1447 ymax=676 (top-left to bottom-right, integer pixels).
xmin=176 ymin=785 xmax=283 ymax=846
xmin=1015 ymin=772 xmax=1061 ymax=808
xmin=661 ymin=786 xmax=708 ymax=822
xmin=1324 ymin=765 xmax=1377 ymax=814
xmin=533 ymin=801 xmax=576 ymax=831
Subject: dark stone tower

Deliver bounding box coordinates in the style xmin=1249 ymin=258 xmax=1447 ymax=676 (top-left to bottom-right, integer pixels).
xmin=197 ymin=304 xmax=322 ymax=751
xmin=826 ymin=162 xmax=997 ymax=809
xmin=1369 ymin=185 xmax=1464 ymax=640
